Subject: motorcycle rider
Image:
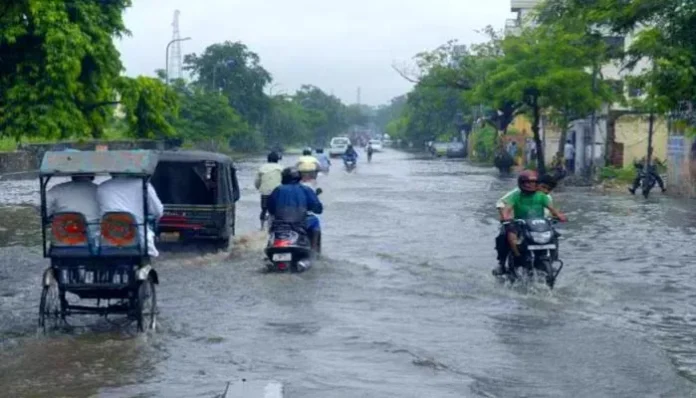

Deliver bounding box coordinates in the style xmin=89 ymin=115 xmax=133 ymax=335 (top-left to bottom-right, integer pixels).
xmin=629 ymin=156 xmax=666 ymax=194
xmin=267 ymin=167 xmax=323 ymax=252
xmin=498 ymin=171 xmax=567 ymax=272
xmin=297 ymin=148 xmax=321 ymax=182
xmin=343 ymin=144 xmax=358 ymax=167
xmin=255 ymin=151 xmax=284 ymax=230
xmin=315 ymin=148 xmax=331 ymax=173
xmin=494 ymin=170 xmax=537 ymax=275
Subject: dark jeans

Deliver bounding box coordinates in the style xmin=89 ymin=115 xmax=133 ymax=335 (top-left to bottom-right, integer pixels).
xmin=495 ymin=229 xmax=510 ymax=266
xmin=565 ymin=158 xmax=574 ymax=173
xmin=259 ymin=195 xmax=270 ymax=221
xmin=632 ymin=171 xmax=665 ymax=190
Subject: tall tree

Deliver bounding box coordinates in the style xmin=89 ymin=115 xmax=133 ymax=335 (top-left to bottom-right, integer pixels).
xmin=183 ymin=41 xmax=272 ymax=126
xmin=480 ymin=25 xmax=608 ymax=173
xmin=116 ymin=76 xmax=179 ymax=139
xmin=293 ymin=85 xmax=347 ymax=145
xmin=0 ymin=0 xmax=133 ymax=139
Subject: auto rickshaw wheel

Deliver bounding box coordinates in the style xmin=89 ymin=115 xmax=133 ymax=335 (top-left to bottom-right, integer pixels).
xmin=136 ymin=276 xmax=157 ymax=332
xmin=214 ymin=237 xmax=230 ymax=252
xmin=39 ymin=280 xmax=63 ymax=332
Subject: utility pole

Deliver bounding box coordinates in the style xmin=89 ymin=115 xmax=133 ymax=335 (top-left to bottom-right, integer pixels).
xmin=357 ymin=87 xmax=361 ymax=106
xmin=165 ymin=37 xmax=191 ymax=85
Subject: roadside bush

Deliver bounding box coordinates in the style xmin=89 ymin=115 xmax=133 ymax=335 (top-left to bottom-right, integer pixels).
xmin=599 ymin=166 xmax=636 ymax=183
xmin=469 ymin=126 xmax=497 ymax=163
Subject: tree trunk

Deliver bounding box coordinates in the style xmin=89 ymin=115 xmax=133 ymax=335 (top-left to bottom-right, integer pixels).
xmin=531 ymin=96 xmax=546 ymax=175
xmin=647 ymin=111 xmax=654 ymax=166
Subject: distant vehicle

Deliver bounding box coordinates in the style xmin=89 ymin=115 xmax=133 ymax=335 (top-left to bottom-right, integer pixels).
xmin=431 ymin=142 xmax=449 ymax=157
xmin=367 ymin=139 xmax=383 ymax=152
xmin=329 ymin=137 xmax=351 ymax=157
xmin=446 ymin=141 xmax=466 ymax=158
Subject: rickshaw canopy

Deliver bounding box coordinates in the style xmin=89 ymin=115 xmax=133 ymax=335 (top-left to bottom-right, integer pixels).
xmin=39 ymin=150 xmax=159 ymax=177
xmin=156 ymin=150 xmax=234 ymax=164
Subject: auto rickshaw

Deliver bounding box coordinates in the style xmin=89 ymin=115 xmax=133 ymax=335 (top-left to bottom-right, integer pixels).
xmin=38 ymin=150 xmax=160 ymax=332
xmin=150 ymin=150 xmax=240 ymax=250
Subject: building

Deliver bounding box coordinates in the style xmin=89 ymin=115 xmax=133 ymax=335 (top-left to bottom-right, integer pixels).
xmin=507 ymin=0 xmax=662 ymax=174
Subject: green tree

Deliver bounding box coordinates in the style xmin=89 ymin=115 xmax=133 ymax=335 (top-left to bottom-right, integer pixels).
xmin=184 ymin=41 xmax=272 ymax=126
xmin=261 ymin=95 xmax=312 ymax=147
xmin=171 ymin=82 xmax=252 ymax=151
xmin=293 ymin=85 xmax=347 ymax=145
xmin=116 ymin=76 xmax=179 ymax=139
xmin=0 ymin=0 xmax=133 ymax=140
xmin=480 ymin=25 xmax=607 ymax=173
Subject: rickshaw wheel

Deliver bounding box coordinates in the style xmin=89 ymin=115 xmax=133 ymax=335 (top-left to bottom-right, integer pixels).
xmin=136 ymin=276 xmax=157 ymax=332
xmin=39 ymin=280 xmax=62 ymax=332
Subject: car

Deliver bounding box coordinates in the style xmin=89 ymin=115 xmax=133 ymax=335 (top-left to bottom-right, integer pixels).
xmin=367 ymin=139 xmax=383 ymax=152
xmin=329 ymin=137 xmax=351 ymax=157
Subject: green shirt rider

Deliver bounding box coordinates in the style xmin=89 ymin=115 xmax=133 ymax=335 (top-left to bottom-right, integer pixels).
xmin=496 ymin=171 xmax=567 ymax=274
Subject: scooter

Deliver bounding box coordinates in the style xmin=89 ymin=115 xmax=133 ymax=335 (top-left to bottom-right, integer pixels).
xmin=344 ymin=159 xmax=356 ymax=172
xmin=264 ymin=189 xmax=322 ymax=273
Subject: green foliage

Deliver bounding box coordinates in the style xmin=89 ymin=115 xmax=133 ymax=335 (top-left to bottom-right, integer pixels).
xmin=171 ymin=82 xmax=253 ymax=151
xmin=116 ymin=76 xmax=179 ymax=139
xmin=0 ymin=0 xmax=132 ymax=140
xmin=292 ymin=85 xmax=348 ymax=146
xmin=599 ymin=166 xmax=637 ymax=183
xmin=469 ymin=126 xmax=497 ymax=163
xmin=184 ymin=41 xmax=272 ymax=126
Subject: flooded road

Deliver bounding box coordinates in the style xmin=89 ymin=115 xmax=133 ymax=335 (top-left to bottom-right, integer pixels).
xmin=1 ymin=149 xmax=696 ymax=397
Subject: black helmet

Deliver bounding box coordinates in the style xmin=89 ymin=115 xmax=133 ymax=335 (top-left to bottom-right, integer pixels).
xmin=517 ymin=170 xmax=538 ymax=193
xmin=302 ymin=148 xmax=312 ymax=156
xmin=267 ymin=151 xmax=280 ymax=163
xmin=281 ymin=167 xmax=301 ymax=184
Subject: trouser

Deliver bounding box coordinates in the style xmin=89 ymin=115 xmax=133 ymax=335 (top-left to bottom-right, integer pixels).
xmin=565 ymin=158 xmax=574 ymax=173
xmin=632 ymin=171 xmax=665 ymax=190
xmin=259 ymin=195 xmax=270 ymax=221
xmin=495 ymin=228 xmax=509 ymax=266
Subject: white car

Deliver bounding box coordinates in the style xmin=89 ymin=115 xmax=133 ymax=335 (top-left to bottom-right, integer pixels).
xmin=367 ymin=139 xmax=383 ymax=152
xmin=329 ymin=137 xmax=351 ymax=157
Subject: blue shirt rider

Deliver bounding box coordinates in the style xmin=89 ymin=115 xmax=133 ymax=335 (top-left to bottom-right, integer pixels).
xmin=343 ymin=144 xmax=358 ymax=166
xmin=267 ymin=167 xmax=323 ymax=251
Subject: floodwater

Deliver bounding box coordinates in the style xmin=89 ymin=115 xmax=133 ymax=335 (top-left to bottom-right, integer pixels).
xmin=1 ymin=149 xmax=696 ymax=397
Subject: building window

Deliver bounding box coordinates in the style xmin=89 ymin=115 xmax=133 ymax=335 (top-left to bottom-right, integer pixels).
xmin=628 ymin=81 xmax=643 ymax=97
xmin=607 ymin=79 xmax=625 ymax=98
xmin=603 ymin=36 xmax=625 ymax=58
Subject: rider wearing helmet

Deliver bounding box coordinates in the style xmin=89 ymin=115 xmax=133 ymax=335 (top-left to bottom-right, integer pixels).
xmin=315 ymin=148 xmax=331 ymax=173
xmin=297 ymin=148 xmax=321 ymax=181
xmin=342 ymin=144 xmax=358 ymax=167
xmin=500 ymin=171 xmax=567 ymax=267
xmin=267 ymin=167 xmax=323 ymax=251
xmin=255 ymin=151 xmax=284 ymax=229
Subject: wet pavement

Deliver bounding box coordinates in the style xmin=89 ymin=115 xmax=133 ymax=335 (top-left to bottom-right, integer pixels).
xmin=1 ymin=149 xmax=696 ymax=397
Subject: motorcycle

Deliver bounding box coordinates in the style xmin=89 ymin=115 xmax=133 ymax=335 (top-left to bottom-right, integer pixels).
xmin=498 ymin=218 xmax=564 ymax=289
xmin=639 ymin=170 xmax=656 ymax=198
xmin=344 ymin=159 xmax=356 ymax=172
xmin=264 ymin=189 xmax=322 ymax=273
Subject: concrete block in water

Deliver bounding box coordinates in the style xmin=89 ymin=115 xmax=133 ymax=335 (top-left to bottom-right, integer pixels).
xmin=221 ymin=380 xmax=283 ymax=398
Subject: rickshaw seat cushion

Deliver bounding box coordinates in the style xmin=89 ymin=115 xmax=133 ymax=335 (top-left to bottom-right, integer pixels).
xmin=99 ymin=211 xmax=144 ymax=253
xmin=49 ymin=212 xmax=98 ymax=255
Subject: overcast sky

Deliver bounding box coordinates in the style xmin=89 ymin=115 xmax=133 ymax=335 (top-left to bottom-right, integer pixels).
xmin=116 ymin=0 xmax=513 ymax=106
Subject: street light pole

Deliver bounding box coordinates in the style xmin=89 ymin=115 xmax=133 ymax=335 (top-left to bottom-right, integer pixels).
xmin=165 ymin=36 xmax=191 ymax=85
